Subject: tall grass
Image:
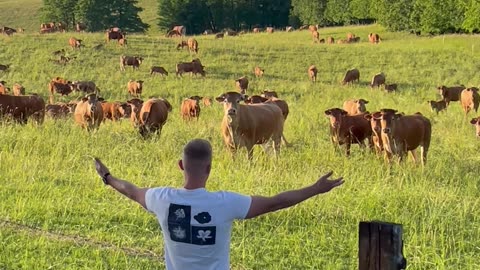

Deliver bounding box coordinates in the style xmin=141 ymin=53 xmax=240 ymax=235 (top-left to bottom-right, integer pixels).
xmin=0 ymin=24 xmax=479 ymax=269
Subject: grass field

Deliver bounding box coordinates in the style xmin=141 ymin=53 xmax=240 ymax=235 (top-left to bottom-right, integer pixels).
xmin=1 ymin=21 xmax=480 ymax=269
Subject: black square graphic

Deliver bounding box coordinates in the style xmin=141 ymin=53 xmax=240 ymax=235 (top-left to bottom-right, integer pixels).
xmin=191 ymin=226 xmax=216 ymax=245
xmin=168 ymin=223 xmax=192 ymax=243
xmin=168 ymin=204 xmax=191 ymax=225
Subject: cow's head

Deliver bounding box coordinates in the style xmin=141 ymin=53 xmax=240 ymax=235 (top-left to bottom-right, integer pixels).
xmin=377 ymin=109 xmax=403 ymax=135
xmin=216 ymin=92 xmax=245 ymax=120
xmin=118 ymin=102 xmax=132 ymax=118
xmin=127 ymin=98 xmax=144 ymax=124
xmin=244 ymin=95 xmax=267 ymax=104
xmin=262 ymin=90 xmax=277 ymax=98
xmin=189 ymin=96 xmax=202 ymax=108
xmin=354 ymin=99 xmax=369 ymax=113
xmin=137 ymin=80 xmax=144 ymax=88
xmin=364 ymin=111 xmax=382 ymax=136
xmin=470 ymin=117 xmax=480 ymax=137
xmin=324 ymin=108 xmax=348 ymax=130
xmin=135 ymin=56 xmax=143 ymax=65
xmin=82 ymin=93 xmax=100 ymax=114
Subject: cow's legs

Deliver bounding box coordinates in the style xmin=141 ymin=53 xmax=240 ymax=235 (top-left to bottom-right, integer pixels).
xmin=246 ymin=144 xmax=254 ymax=160
xmin=409 ymin=150 xmax=418 ymax=163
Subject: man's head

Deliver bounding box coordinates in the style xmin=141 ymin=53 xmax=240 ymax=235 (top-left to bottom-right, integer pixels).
xmin=180 ymin=139 xmax=212 ymax=177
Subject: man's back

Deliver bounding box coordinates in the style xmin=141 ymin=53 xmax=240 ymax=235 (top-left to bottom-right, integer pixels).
xmin=146 ymin=187 xmax=252 ymax=270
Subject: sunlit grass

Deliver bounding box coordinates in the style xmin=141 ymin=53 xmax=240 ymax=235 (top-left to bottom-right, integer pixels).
xmin=0 ymin=24 xmax=479 ymax=269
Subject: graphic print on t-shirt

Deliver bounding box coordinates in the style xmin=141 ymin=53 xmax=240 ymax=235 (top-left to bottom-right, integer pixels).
xmin=168 ymin=204 xmax=216 ymax=245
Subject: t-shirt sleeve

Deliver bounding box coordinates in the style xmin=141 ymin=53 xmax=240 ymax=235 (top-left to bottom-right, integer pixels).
xmin=145 ymin=187 xmax=167 ymax=213
xmin=225 ymin=192 xmax=252 ymax=220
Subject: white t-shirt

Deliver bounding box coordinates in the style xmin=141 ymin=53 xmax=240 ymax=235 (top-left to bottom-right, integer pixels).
xmin=145 ymin=187 xmax=252 ymax=270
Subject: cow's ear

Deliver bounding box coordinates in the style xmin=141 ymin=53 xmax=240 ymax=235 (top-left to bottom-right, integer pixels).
xmin=324 ymin=109 xmax=332 ymax=116
xmin=97 ymin=97 xmax=105 ymax=102
xmin=470 ymin=118 xmax=478 ymax=125
xmin=395 ymin=113 xmax=403 ymax=119
xmin=362 ymin=99 xmax=369 ymax=104
xmin=81 ymin=97 xmax=88 ymax=102
xmin=215 ymin=95 xmax=225 ymax=103
xmin=364 ymin=114 xmax=372 ymax=120
xmin=163 ymin=99 xmax=173 ymax=112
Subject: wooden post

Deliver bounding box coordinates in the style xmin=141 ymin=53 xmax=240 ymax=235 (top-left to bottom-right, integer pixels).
xmin=359 ymin=221 xmax=407 ymax=270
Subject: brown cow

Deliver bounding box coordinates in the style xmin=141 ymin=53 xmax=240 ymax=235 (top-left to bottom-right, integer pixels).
xmin=235 ymin=76 xmax=249 ymax=94
xmin=172 ymin=25 xmax=186 ymax=36
xmin=308 ymin=65 xmax=318 ymax=83
xmin=342 ymin=99 xmax=369 ymax=115
xmin=324 ymin=108 xmax=373 ymax=156
xmin=71 ymin=81 xmax=97 ymax=93
xmin=368 ymin=33 xmax=381 ymax=44
xmin=427 ymin=100 xmax=447 ymax=114
xmin=341 ymin=68 xmax=360 ymax=85
xmin=469 ymin=117 xmax=480 ymax=137
xmin=46 ymin=103 xmax=72 ymax=119
xmin=120 ymin=55 xmax=143 ymax=71
xmin=57 ymin=22 xmax=66 ymax=32
xmin=166 ymin=29 xmax=181 ymax=38
xmin=460 ymin=87 xmax=480 ymax=116
xmin=253 ymin=28 xmax=261 ymax=33
xmin=309 ymin=25 xmax=317 ymax=32
xmin=216 ymin=91 xmax=284 ymax=160
xmin=370 ymin=73 xmax=386 ymax=88
xmin=261 ymin=90 xmax=278 ymax=98
xmin=244 ymin=95 xmax=290 ymax=146
xmin=347 ymin=33 xmax=356 ymax=42
xmin=437 ymin=85 xmax=465 ymax=105
xmin=299 ymin=25 xmax=309 ymax=31
xmin=126 ymin=98 xmax=144 ymax=125
xmin=384 ymin=84 xmax=398 ymax=92
xmin=150 ymin=66 xmax=168 ymax=76
xmin=178 ymin=38 xmax=199 ymax=53
xmin=181 ymin=96 xmax=201 ymax=120
xmin=0 ymin=94 xmax=45 ymax=124
xmin=364 ymin=112 xmax=384 ymax=155
xmin=375 ymin=109 xmax=431 ymax=165
xmin=312 ymin=30 xmax=320 ymax=43
xmin=100 ymin=101 xmax=125 ymax=121
xmin=327 ymin=37 xmax=335 ymax=44
xmin=176 ymin=60 xmax=205 ymax=77
xmin=254 ymin=66 xmax=264 ymax=78
xmin=215 ymin=33 xmax=224 ymax=39
xmin=106 ymin=29 xmax=124 ymax=42
xmin=266 ymin=27 xmax=274 ymax=33
xmin=127 ymin=80 xmax=144 ymax=97
xmin=202 ymin=97 xmax=212 ymax=107
xmin=74 ymin=93 xmax=104 ymax=131
xmin=13 ymin=83 xmax=25 ymax=96
xmin=48 ymin=81 xmax=73 ymax=96
xmin=136 ymin=98 xmax=172 ymax=138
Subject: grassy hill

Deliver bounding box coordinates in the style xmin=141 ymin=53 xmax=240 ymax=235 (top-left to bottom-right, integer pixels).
xmin=0 ymin=0 xmax=160 ymax=33
xmin=1 ymin=24 xmax=480 ymax=269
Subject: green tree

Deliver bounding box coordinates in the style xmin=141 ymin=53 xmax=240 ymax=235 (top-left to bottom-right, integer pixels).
xmin=42 ymin=0 xmax=148 ymax=32
xmin=325 ymin=0 xmax=352 ymax=25
xmin=377 ymin=0 xmax=414 ymax=31
xmin=291 ymin=0 xmax=328 ymax=26
xmin=462 ymin=0 xmax=480 ymax=33
xmin=40 ymin=0 xmax=77 ymax=28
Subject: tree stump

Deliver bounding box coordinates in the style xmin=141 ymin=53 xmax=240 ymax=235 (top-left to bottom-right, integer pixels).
xmin=359 ymin=221 xmax=407 ymax=270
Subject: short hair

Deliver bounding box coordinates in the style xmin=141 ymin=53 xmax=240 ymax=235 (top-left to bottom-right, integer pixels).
xmin=183 ymin=139 xmax=212 ymax=162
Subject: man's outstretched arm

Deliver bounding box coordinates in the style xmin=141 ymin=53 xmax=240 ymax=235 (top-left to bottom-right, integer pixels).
xmin=94 ymin=158 xmax=149 ymax=209
xmin=245 ymin=171 xmax=344 ymax=219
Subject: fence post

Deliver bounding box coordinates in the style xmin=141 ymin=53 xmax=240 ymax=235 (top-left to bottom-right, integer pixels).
xmin=359 ymin=221 xmax=407 ymax=270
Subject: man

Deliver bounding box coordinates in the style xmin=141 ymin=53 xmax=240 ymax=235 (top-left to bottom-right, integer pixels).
xmin=94 ymin=139 xmax=344 ymax=270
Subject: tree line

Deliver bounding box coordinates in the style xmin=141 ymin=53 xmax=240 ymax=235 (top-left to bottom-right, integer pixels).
xmin=41 ymin=0 xmax=480 ymax=34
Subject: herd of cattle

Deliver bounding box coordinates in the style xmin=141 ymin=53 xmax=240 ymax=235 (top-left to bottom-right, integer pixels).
xmin=0 ymin=25 xmax=479 ymax=164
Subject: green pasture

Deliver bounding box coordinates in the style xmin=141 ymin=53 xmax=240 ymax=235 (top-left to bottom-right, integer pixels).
xmin=0 ymin=23 xmax=480 ymax=269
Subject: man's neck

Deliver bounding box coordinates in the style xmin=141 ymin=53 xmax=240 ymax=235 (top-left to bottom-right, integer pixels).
xmin=183 ymin=175 xmax=207 ymax=190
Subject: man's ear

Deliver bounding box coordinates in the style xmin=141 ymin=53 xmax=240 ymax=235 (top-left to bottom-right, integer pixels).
xmin=206 ymin=164 xmax=211 ymax=175
xmin=178 ymin=160 xmax=184 ymax=171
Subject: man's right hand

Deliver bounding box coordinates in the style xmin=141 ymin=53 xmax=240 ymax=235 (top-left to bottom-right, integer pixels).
xmin=313 ymin=171 xmax=344 ymax=194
